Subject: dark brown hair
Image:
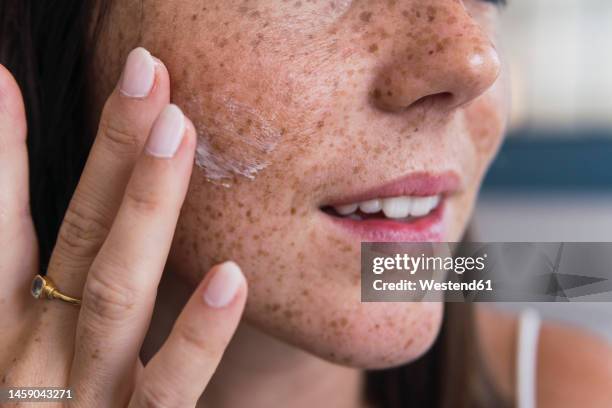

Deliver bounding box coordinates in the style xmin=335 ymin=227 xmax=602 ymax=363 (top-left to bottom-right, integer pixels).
xmin=0 ymin=2 xmax=506 ymax=407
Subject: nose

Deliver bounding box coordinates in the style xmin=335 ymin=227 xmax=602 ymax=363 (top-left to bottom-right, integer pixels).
xmin=370 ymin=5 xmax=501 ymax=113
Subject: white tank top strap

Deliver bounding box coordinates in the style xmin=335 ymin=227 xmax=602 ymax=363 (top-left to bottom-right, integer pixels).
xmin=516 ymin=308 xmax=542 ymax=408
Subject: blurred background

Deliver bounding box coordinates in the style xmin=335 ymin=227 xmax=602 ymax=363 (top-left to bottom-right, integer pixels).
xmin=473 ymin=0 xmax=612 ymax=340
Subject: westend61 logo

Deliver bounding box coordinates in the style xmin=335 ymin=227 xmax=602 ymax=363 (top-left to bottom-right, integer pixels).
xmin=361 ymin=243 xmax=612 ymax=302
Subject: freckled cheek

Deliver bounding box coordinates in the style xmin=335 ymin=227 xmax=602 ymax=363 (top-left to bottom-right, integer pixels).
xmin=172 ymin=170 xmax=444 ymax=368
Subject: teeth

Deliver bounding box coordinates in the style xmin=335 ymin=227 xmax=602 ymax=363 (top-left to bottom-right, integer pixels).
xmin=335 ymin=203 xmax=358 ymax=215
xmin=332 ymin=195 xmax=440 ymax=219
xmin=411 ymin=196 xmax=437 ymax=217
xmin=382 ymin=197 xmax=413 ymax=219
xmin=359 ymin=199 xmax=382 ymax=214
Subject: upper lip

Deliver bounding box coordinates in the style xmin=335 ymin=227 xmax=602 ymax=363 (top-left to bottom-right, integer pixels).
xmin=322 ymin=171 xmax=462 ymax=207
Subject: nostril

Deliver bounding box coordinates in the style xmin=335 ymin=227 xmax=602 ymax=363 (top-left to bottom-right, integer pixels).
xmin=372 ymin=89 xmax=455 ymax=113
xmin=409 ymin=92 xmax=454 ymax=111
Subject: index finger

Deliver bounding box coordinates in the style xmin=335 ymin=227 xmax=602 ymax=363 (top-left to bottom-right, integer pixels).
xmin=130 ymin=262 xmax=247 ymax=408
xmin=47 ymin=48 xmax=170 ymax=299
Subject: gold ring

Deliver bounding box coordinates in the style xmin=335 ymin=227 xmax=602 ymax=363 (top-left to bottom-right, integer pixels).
xmin=30 ymin=274 xmax=81 ymax=306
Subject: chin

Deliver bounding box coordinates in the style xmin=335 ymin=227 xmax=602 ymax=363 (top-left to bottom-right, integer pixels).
xmin=246 ymin=292 xmax=444 ymax=369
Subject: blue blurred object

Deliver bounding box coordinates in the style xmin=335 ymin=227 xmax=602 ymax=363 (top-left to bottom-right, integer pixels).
xmin=483 ymin=128 xmax=612 ymax=191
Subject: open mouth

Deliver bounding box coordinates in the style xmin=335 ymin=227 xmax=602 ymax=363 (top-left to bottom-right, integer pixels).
xmin=319 ymin=172 xmax=459 ymax=242
xmin=322 ymin=194 xmax=441 ymax=222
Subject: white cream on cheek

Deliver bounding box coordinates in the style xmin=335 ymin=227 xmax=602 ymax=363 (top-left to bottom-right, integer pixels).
xmin=184 ymin=92 xmax=283 ymax=186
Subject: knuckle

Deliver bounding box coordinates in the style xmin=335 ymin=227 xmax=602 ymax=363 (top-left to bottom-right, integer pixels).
xmin=98 ymin=117 xmax=142 ymax=156
xmin=124 ymin=183 xmax=163 ymax=216
xmin=82 ymin=267 xmax=136 ymax=322
xmin=174 ymin=322 xmax=218 ymax=359
xmin=57 ymin=202 xmax=108 ymax=257
xmin=134 ymin=382 xmax=179 ymax=408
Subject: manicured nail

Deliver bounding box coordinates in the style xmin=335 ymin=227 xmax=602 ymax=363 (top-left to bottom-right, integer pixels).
xmin=120 ymin=47 xmax=155 ymax=98
xmin=145 ymin=104 xmax=185 ymax=158
xmin=203 ymin=262 xmax=244 ymax=308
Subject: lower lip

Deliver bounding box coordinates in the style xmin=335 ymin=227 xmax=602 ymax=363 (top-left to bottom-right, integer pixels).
xmin=323 ymin=201 xmax=446 ymax=242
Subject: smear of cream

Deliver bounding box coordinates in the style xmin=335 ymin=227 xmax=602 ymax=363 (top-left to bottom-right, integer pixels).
xmin=184 ymin=93 xmax=283 ymax=187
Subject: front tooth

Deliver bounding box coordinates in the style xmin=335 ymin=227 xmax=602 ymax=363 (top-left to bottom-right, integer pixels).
xmin=411 ymin=196 xmax=435 ymax=217
xmin=382 ymin=197 xmax=413 ymax=219
xmin=430 ymin=195 xmax=440 ymax=208
xmin=335 ymin=203 xmax=358 ymax=215
xmin=359 ymin=199 xmax=382 ymax=214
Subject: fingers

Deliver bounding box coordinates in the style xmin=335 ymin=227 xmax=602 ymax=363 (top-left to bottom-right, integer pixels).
xmin=0 ymin=64 xmax=37 ymax=300
xmin=130 ymin=262 xmax=247 ymax=408
xmin=48 ymin=47 xmax=170 ymax=297
xmin=0 ymin=64 xmax=28 ymax=222
xmin=70 ymin=105 xmax=196 ymax=405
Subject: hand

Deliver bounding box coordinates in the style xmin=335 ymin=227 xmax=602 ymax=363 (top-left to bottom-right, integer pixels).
xmin=0 ymin=48 xmax=247 ymax=407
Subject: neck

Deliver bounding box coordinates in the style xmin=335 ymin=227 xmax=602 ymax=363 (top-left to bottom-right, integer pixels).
xmin=143 ymin=271 xmax=365 ymax=408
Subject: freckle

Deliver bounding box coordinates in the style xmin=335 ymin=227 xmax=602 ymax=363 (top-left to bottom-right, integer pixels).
xmin=359 ymin=11 xmax=373 ymax=23
xmin=372 ymin=89 xmax=382 ymax=99
xmin=368 ymin=43 xmax=379 ymax=53
xmin=294 ymin=1 xmax=302 ymax=7
xmin=316 ymin=120 xmax=325 ymax=129
xmin=290 ymin=207 xmax=297 ymax=215
xmin=404 ymin=338 xmax=414 ymax=349
xmin=191 ymin=14 xmax=198 ymax=21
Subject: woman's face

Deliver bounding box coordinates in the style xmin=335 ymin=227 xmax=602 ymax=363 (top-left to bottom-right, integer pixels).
xmin=94 ymin=0 xmax=509 ymax=368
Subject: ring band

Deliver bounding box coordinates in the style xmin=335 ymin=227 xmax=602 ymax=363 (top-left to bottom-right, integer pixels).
xmin=31 ymin=274 xmax=81 ymax=306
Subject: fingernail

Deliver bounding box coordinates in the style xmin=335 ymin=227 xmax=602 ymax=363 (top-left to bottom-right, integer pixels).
xmin=120 ymin=47 xmax=155 ymax=98
xmin=145 ymin=104 xmax=185 ymax=158
xmin=203 ymin=262 xmax=244 ymax=308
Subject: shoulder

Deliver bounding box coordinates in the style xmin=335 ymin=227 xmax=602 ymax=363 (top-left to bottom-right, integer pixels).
xmin=536 ymin=319 xmax=612 ymax=408
xmin=476 ymin=306 xmax=612 ymax=408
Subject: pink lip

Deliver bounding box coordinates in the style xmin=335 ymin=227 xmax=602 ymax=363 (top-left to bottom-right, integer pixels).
xmin=325 ymin=171 xmax=460 ymax=206
xmin=322 ymin=171 xmax=460 ymax=242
